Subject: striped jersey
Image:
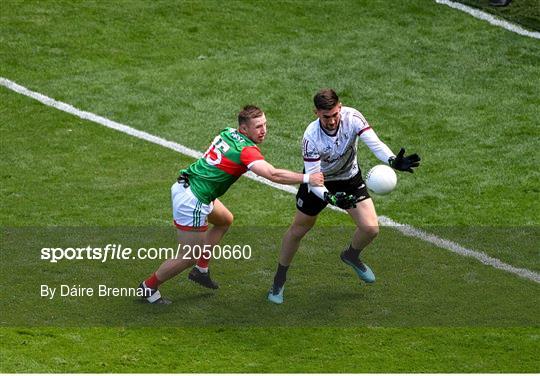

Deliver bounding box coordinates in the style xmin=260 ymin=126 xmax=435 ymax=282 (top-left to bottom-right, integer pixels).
xmin=302 ymin=106 xmax=394 ymax=181
xmin=181 ymin=127 xmax=264 ymax=204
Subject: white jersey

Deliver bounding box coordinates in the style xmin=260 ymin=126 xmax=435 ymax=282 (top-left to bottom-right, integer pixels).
xmin=302 ymin=106 xmax=394 ymax=182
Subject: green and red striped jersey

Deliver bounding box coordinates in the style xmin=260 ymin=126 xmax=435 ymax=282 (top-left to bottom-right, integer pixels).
xmin=180 ymin=127 xmax=264 ymax=204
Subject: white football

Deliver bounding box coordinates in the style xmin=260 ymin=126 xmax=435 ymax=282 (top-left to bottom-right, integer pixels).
xmin=365 ymin=165 xmax=397 ymax=195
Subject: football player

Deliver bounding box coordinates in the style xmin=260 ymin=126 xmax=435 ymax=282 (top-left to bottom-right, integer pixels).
xmin=138 ymin=105 xmax=324 ymax=304
xmin=268 ymin=89 xmax=420 ymax=304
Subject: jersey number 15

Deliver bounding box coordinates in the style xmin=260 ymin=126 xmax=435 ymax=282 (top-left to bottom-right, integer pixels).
xmin=203 ymin=136 xmax=230 ymax=166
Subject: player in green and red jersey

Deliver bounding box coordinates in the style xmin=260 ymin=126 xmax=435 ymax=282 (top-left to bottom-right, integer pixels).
xmin=138 ymin=105 xmax=324 ymax=304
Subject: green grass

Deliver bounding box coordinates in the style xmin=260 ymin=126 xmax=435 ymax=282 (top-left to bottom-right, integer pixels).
xmin=456 ymin=0 xmax=540 ymax=31
xmin=1 ymin=0 xmax=539 ymax=373
xmin=3 ymin=90 xmax=537 ymax=329
xmin=3 ymin=225 xmax=539 ymax=327
xmin=2 ymin=0 xmax=539 ymax=228
xmin=2 ymin=327 xmax=539 ymax=373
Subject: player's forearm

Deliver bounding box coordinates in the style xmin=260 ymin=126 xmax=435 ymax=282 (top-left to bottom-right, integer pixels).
xmin=303 ymin=160 xmax=328 ymax=199
xmin=360 ymin=129 xmax=394 ymax=163
xmin=266 ymin=169 xmax=306 ymax=185
xmin=251 ymin=160 xmax=319 ymax=185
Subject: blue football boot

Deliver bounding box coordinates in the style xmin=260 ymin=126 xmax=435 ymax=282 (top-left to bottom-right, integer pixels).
xmin=267 ymin=284 xmax=284 ymax=304
xmin=340 ymin=251 xmax=376 ymax=283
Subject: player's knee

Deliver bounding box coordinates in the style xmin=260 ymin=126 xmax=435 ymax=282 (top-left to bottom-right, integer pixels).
xmin=361 ymin=224 xmax=379 ymax=240
xmin=214 ymin=212 xmax=234 ymax=228
xmin=223 ymin=212 xmax=234 ymax=227
xmin=289 ymin=223 xmax=312 ymax=240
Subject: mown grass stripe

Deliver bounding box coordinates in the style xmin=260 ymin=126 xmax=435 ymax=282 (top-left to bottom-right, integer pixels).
xmin=1 ymin=76 xmax=538 ymax=284
xmin=435 ymin=0 xmax=540 ymax=39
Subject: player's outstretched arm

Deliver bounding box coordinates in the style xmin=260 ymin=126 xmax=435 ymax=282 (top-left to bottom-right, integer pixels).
xmin=250 ymin=160 xmax=324 ymax=186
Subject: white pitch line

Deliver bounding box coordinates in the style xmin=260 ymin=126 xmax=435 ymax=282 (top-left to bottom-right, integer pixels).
xmin=435 ymin=0 xmax=540 ymax=39
xmin=1 ymin=76 xmax=539 ymax=284
xmin=379 ymin=216 xmax=540 ymax=283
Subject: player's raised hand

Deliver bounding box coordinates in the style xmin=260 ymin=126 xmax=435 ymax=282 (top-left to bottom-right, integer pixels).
xmin=389 ymin=148 xmax=421 ymax=173
xmin=309 ymin=172 xmax=324 ymax=186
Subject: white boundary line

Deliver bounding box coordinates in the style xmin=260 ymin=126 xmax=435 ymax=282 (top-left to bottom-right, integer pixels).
xmin=435 ymin=0 xmax=540 ymax=39
xmin=1 ymin=77 xmax=539 ymax=284
xmin=378 ymin=216 xmax=540 ymax=282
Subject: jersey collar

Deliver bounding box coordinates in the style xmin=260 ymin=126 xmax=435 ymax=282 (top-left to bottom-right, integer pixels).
xmin=318 ymin=119 xmax=341 ymax=137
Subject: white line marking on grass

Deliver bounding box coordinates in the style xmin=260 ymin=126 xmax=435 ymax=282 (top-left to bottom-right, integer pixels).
xmin=435 ymin=0 xmax=540 ymax=39
xmin=0 ymin=78 xmax=203 ymax=160
xmin=379 ymin=216 xmax=540 ymax=283
xmin=2 ymin=76 xmax=539 ymax=284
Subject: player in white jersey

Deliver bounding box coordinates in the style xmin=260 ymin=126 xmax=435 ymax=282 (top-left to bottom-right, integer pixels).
xmin=268 ymin=89 xmax=420 ymax=304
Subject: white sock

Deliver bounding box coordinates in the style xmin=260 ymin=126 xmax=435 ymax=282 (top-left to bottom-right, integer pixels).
xmin=195 ymin=265 xmax=208 ymax=273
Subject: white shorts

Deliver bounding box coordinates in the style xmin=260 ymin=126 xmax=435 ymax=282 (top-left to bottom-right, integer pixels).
xmin=171 ymin=182 xmax=214 ymax=232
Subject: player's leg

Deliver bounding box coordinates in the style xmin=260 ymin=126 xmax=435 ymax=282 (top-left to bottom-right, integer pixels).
xmin=189 ymin=199 xmax=233 ymax=289
xmin=347 ymin=198 xmax=379 ymax=251
xmin=341 ymin=198 xmax=379 ymax=283
xmin=206 ymin=199 xmax=234 ymax=248
xmin=268 ymin=210 xmax=317 ymax=304
xmin=268 ymin=182 xmax=326 ymax=304
xmin=138 ymin=182 xmax=213 ymax=303
xmin=279 ymin=210 xmax=318 ymax=266
xmin=138 ymin=228 xmax=204 ymax=304
xmin=156 ymin=229 xmax=205 ymax=282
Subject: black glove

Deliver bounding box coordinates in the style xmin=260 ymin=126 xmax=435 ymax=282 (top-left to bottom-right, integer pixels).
xmin=389 ymin=147 xmax=421 ymax=173
xmin=324 ymin=191 xmax=358 ymax=209
xmin=177 ymin=172 xmax=190 ymax=188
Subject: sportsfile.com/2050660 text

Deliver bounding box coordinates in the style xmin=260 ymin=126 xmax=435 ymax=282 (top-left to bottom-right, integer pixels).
xmin=40 ymin=243 xmax=252 ymax=263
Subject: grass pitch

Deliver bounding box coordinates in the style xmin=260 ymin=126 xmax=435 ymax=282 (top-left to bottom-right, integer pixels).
xmin=456 ymin=0 xmax=540 ymax=31
xmin=1 ymin=0 xmax=539 ymax=372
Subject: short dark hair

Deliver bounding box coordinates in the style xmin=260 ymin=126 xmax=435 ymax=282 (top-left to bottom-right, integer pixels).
xmin=313 ymin=89 xmax=339 ymax=110
xmin=238 ymin=105 xmax=264 ymax=125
